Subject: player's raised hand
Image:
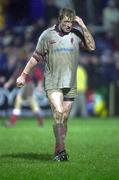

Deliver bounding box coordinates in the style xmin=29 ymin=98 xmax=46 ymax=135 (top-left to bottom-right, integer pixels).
xmin=74 ymin=16 xmax=86 ymax=29
xmin=16 ymin=74 xmax=26 ymax=87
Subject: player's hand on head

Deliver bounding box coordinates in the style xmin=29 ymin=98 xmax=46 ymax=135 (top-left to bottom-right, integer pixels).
xmin=74 ymin=16 xmax=86 ymax=28
xmin=16 ymin=76 xmax=25 ymax=87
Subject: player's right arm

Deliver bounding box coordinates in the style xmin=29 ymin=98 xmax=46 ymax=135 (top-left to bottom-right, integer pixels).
xmin=16 ymin=30 xmax=48 ymax=87
xmin=16 ymin=57 xmax=38 ymax=87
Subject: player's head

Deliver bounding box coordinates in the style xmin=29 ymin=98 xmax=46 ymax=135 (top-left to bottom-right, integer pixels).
xmin=58 ymin=8 xmax=76 ymax=33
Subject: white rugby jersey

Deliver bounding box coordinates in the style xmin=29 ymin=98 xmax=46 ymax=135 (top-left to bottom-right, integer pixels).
xmin=33 ymin=24 xmax=82 ymax=90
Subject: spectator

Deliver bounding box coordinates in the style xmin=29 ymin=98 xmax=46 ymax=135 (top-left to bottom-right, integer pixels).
xmin=103 ymin=0 xmax=119 ymax=32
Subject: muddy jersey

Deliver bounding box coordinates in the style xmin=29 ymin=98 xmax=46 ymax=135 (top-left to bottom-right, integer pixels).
xmin=34 ymin=25 xmax=82 ymax=90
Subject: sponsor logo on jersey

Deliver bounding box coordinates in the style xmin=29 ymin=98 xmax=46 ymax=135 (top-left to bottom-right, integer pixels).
xmin=51 ymin=48 xmax=74 ymax=53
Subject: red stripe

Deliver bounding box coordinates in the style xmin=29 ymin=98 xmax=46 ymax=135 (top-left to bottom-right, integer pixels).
xmin=33 ymin=54 xmax=41 ymax=62
xmin=35 ymin=50 xmax=43 ymax=56
xmin=33 ymin=50 xmax=44 ymax=62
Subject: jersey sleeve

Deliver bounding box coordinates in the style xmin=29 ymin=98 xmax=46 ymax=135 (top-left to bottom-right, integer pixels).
xmin=33 ymin=30 xmax=48 ymax=63
xmin=72 ymin=28 xmax=85 ymax=45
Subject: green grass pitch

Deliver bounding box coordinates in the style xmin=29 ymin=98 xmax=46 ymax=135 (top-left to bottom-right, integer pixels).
xmin=0 ymin=117 xmax=119 ymax=180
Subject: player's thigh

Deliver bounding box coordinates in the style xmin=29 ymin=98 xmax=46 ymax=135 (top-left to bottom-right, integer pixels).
xmin=47 ymin=89 xmax=64 ymax=113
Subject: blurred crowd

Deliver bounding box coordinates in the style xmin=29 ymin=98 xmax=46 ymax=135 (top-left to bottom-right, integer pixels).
xmin=0 ymin=0 xmax=119 ymax=116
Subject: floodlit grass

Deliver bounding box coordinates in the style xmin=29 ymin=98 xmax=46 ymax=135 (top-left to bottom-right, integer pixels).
xmin=0 ymin=117 xmax=119 ymax=180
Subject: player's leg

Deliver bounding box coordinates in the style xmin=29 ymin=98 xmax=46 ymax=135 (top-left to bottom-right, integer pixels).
xmin=63 ymin=100 xmax=73 ymax=138
xmin=62 ymin=88 xmax=76 ymax=145
xmin=63 ymin=87 xmax=76 ymax=120
xmin=29 ymin=95 xmax=44 ymax=126
xmin=47 ymin=90 xmax=67 ymax=160
xmin=53 ymin=100 xmax=73 ymax=160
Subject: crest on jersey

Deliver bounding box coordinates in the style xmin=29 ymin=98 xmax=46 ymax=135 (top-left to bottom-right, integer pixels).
xmin=71 ymin=38 xmax=74 ymax=44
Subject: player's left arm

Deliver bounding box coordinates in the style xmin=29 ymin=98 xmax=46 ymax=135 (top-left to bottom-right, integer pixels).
xmin=75 ymin=16 xmax=96 ymax=51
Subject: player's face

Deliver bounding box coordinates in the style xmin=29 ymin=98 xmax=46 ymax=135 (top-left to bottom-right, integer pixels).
xmin=60 ymin=16 xmax=74 ymax=33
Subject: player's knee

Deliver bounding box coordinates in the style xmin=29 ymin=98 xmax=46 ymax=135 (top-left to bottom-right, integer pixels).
xmin=63 ymin=112 xmax=68 ymax=122
xmin=54 ymin=110 xmax=63 ymax=123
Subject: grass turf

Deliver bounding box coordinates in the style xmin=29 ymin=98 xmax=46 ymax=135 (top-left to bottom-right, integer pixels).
xmin=0 ymin=117 xmax=119 ymax=180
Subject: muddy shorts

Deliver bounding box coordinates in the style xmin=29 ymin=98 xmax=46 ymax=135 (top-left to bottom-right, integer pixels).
xmin=46 ymin=88 xmax=77 ymax=101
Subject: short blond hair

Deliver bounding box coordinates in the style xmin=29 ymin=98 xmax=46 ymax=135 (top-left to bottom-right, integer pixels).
xmin=59 ymin=8 xmax=76 ymax=21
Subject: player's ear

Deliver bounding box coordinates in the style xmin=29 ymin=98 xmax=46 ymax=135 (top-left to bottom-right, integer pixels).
xmin=58 ymin=17 xmax=61 ymax=23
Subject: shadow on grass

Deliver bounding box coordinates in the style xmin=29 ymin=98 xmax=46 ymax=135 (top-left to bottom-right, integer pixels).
xmin=0 ymin=153 xmax=53 ymax=161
